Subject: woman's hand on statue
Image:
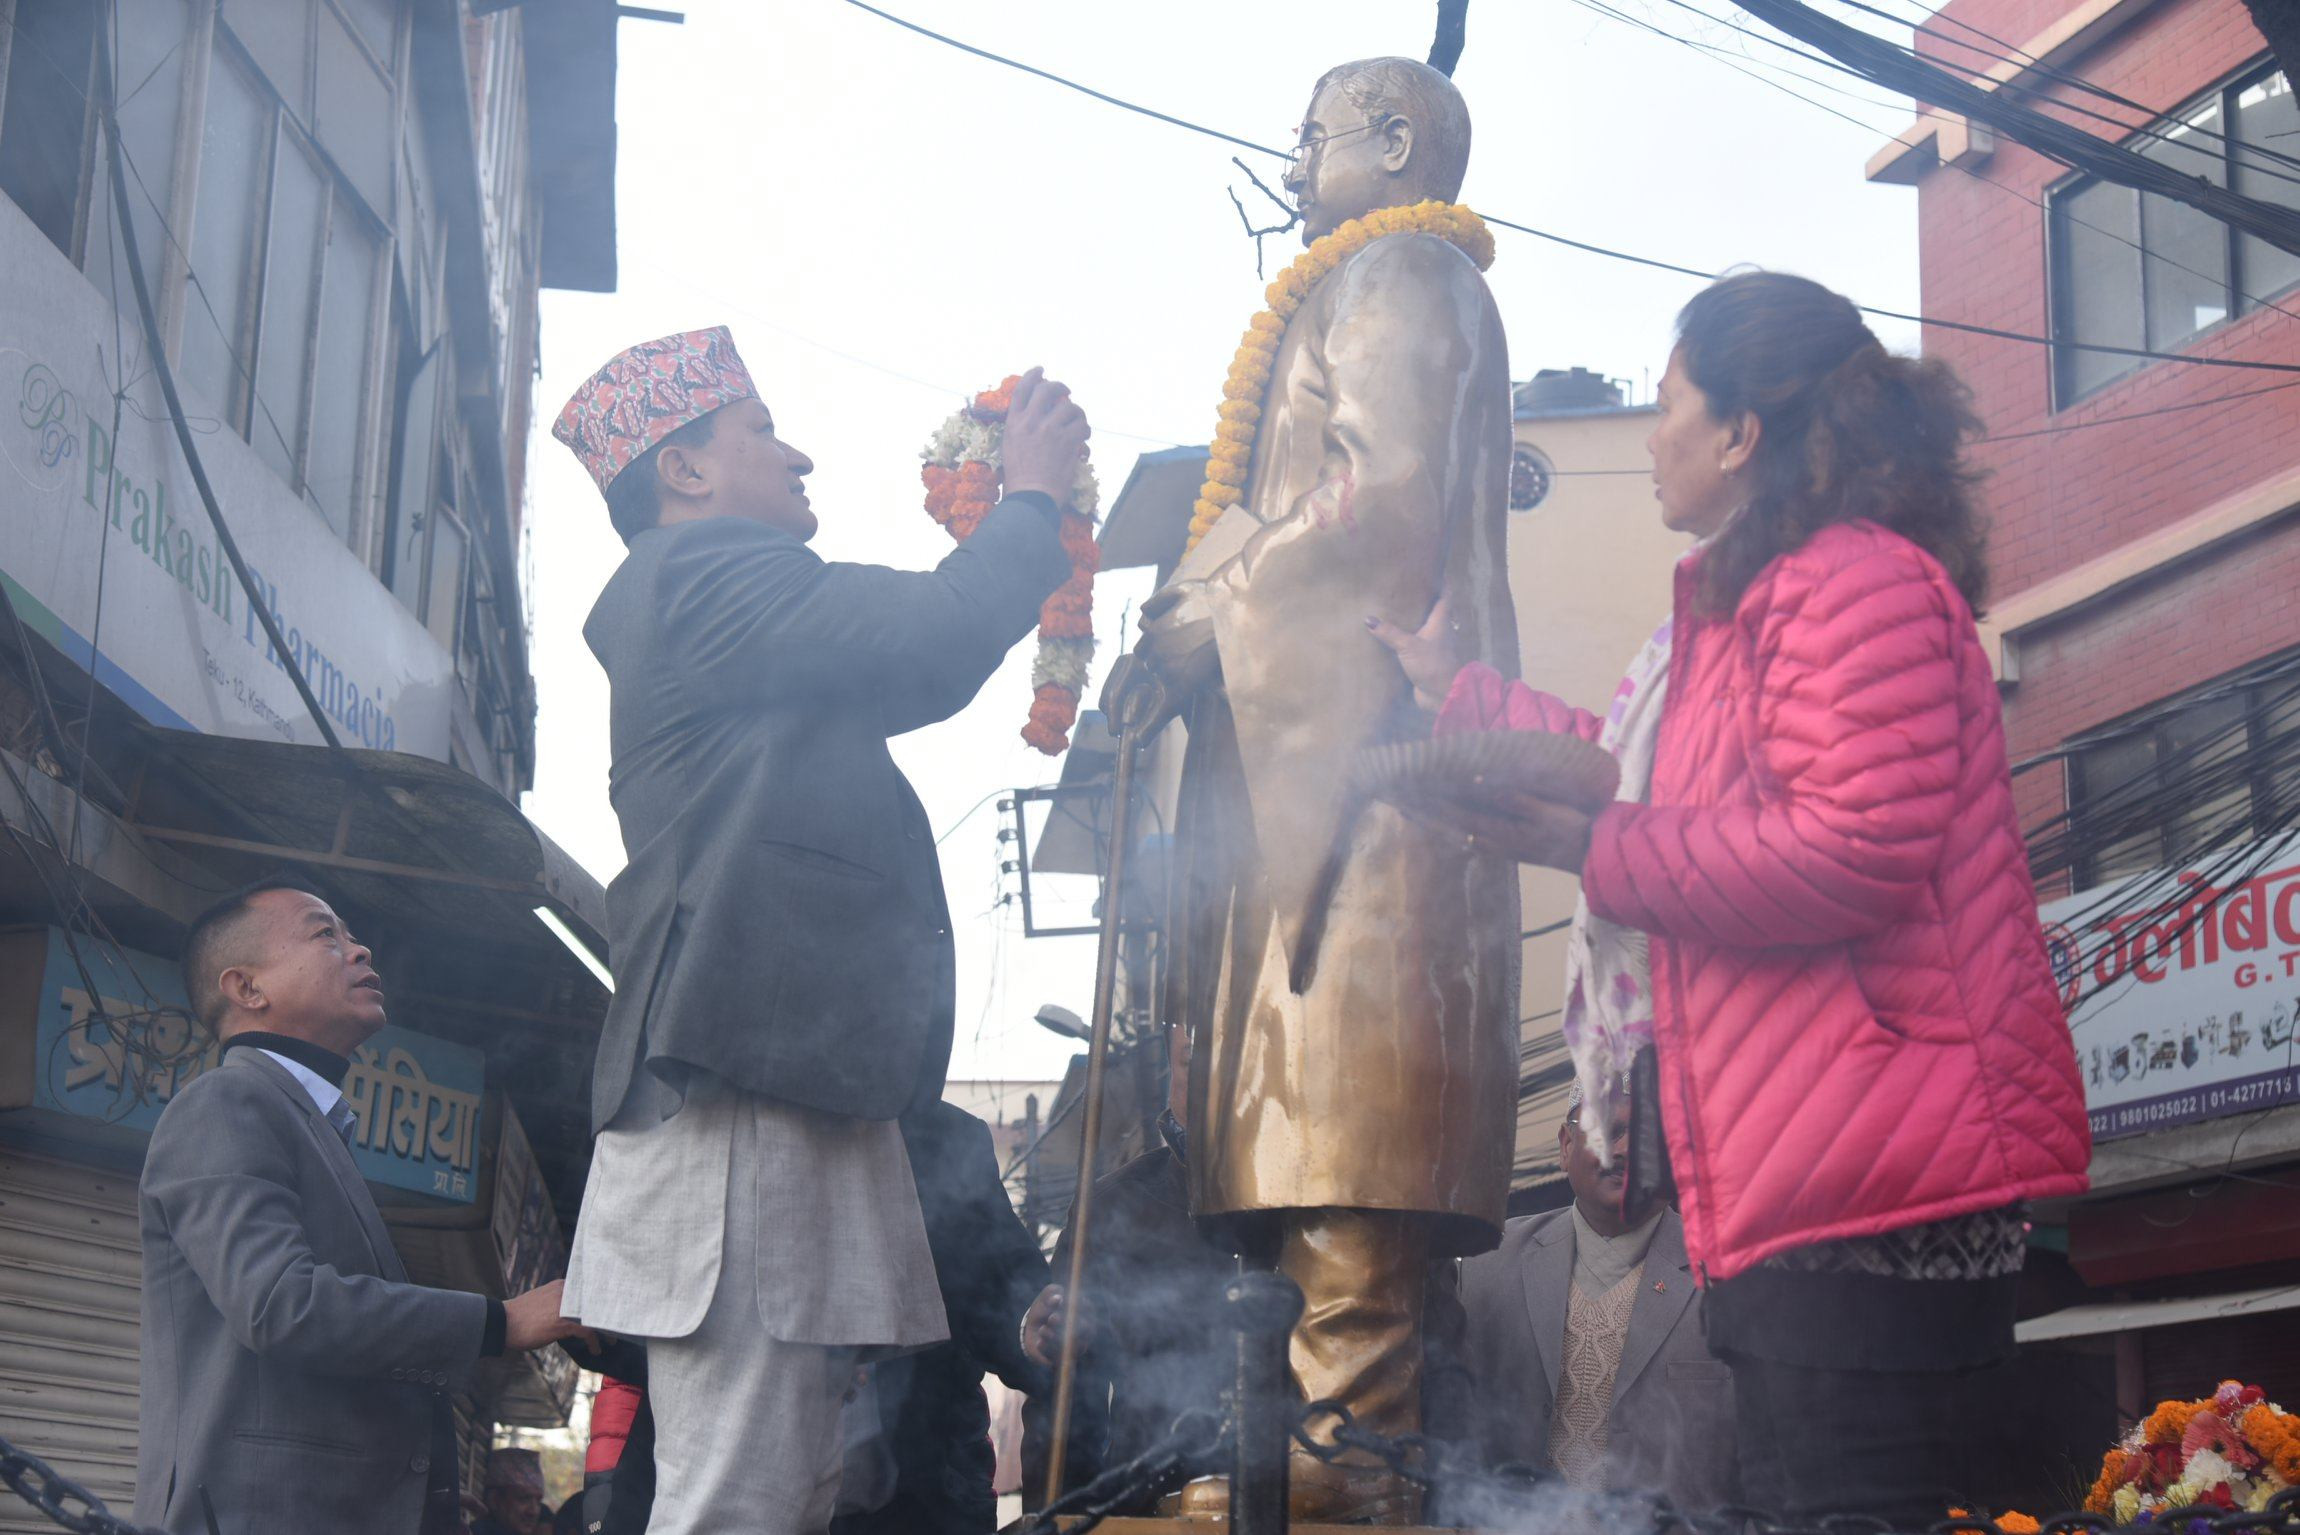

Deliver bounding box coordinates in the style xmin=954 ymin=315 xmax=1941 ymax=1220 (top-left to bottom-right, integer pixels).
xmin=1021 ymin=1283 xmax=1090 ymax=1367
xmin=1003 ymin=367 xmax=1092 ymax=506
xmin=1366 ymin=597 xmax=1462 ymax=713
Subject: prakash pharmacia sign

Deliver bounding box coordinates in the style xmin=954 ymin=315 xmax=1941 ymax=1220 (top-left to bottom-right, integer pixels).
xmin=2039 ymin=830 xmax=2300 ymax=1143
xmin=0 ymin=198 xmax=450 ymax=755
xmin=24 ymin=926 xmax=485 ymax=1203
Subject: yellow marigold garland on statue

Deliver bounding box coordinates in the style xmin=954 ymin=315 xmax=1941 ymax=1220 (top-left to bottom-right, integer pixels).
xmin=920 ymin=376 xmax=1101 ymax=755
xmin=1183 ymin=200 xmax=1496 ymax=556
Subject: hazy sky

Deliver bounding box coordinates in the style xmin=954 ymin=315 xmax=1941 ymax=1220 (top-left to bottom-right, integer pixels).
xmin=518 ymin=0 xmax=1924 ymax=1086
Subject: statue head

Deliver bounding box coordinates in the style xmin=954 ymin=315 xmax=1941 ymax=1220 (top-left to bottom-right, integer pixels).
xmin=1284 ymin=57 xmax=1472 ymax=246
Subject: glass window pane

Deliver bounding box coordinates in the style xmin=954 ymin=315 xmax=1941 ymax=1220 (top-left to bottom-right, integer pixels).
xmin=0 ymin=0 xmax=99 ymax=257
xmin=180 ymin=48 xmax=270 ymax=427
xmin=83 ymin=0 xmax=189 ymax=317
xmin=2053 ymin=177 xmax=2143 ymax=401
xmin=336 ymin=0 xmax=396 ymax=65
xmin=425 ymin=507 xmax=466 ymax=651
xmin=252 ymin=130 xmax=326 ymax=489
xmin=2137 ymin=97 xmax=2231 ymax=349
xmin=2075 ymin=731 xmax=2161 ymax=885
xmin=2163 ymin=695 xmax=2253 ymax=864
xmin=305 ymin=204 xmax=380 ymax=541
xmin=222 ymin=0 xmax=310 ymax=120
xmin=2262 ymin=682 xmax=2300 ymax=827
xmin=2234 ymin=70 xmax=2300 ymax=307
xmin=388 ymin=338 xmax=443 ymax=611
xmin=315 ymin=9 xmax=391 ymax=216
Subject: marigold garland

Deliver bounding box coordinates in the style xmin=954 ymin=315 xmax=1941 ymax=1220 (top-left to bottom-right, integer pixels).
xmin=919 ymin=375 xmax=1100 ymax=755
xmin=1182 ymin=200 xmax=1496 ymax=557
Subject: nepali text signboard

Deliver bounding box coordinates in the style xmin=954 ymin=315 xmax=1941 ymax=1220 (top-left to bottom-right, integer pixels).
xmin=0 ymin=197 xmax=452 ymax=756
xmin=12 ymin=926 xmax=484 ymax=1202
xmin=2039 ymin=832 xmax=2300 ymax=1142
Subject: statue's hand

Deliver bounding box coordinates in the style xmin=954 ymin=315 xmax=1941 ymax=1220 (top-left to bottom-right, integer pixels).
xmin=1133 ymin=583 xmax=1218 ymax=710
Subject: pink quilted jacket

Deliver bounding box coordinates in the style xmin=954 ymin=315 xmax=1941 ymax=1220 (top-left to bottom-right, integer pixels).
xmin=1441 ymin=520 xmax=2090 ymax=1282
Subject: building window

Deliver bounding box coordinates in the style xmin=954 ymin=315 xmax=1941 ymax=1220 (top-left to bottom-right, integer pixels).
xmin=2065 ymin=662 xmax=2300 ymax=889
xmin=189 ymin=4 xmax=396 ymax=544
xmin=2048 ymin=63 xmax=2300 ymax=405
xmin=1510 ymin=444 xmax=1554 ymax=512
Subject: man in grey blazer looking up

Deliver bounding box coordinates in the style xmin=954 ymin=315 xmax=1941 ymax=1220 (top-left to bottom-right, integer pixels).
xmin=1438 ymin=1080 xmax=1738 ymax=1510
xmin=550 ymin=327 xmax=1086 ymax=1534
xmin=135 ymin=879 xmax=588 ymax=1535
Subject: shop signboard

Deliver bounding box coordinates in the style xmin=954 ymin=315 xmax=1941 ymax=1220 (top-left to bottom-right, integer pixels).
xmin=6 ymin=926 xmax=484 ymax=1202
xmin=2039 ymin=831 xmax=2300 ymax=1142
xmin=0 ymin=198 xmax=452 ymax=758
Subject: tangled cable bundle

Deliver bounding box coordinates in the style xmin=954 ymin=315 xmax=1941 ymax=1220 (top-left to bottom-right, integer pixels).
xmin=920 ymin=375 xmax=1101 ymax=754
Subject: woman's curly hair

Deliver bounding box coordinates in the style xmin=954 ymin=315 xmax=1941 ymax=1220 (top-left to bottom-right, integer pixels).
xmin=1677 ymin=271 xmax=1990 ymax=617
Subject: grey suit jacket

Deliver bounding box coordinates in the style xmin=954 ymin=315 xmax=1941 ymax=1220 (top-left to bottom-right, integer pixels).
xmin=134 ymin=1049 xmax=489 ymax=1535
xmin=583 ymin=499 xmax=1069 ymax=1130
xmin=1449 ymin=1206 xmax=1737 ymax=1509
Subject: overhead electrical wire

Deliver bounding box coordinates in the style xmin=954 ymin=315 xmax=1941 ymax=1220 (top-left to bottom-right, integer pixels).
xmin=1566 ymin=0 xmax=2300 ymax=331
xmin=1820 ymin=0 xmax=2300 ymax=182
xmin=1730 ymin=0 xmax=2300 ymax=252
xmin=836 ymin=0 xmax=2300 ymax=377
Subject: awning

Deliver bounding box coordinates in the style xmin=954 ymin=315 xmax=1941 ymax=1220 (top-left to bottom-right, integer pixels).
xmin=1099 ymin=445 xmax=1209 ymax=575
xmin=2016 ymin=1284 xmax=2300 ymax=1343
xmin=2 ymin=724 xmax=614 ymax=1223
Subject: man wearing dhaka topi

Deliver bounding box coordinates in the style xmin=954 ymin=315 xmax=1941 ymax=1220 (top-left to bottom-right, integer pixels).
xmin=551 ymin=328 xmax=1088 ymax=1534
xmin=1132 ymin=58 xmax=1519 ymax=1524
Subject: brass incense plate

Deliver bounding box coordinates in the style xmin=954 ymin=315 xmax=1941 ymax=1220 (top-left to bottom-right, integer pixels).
xmin=1357 ymin=729 xmax=1619 ymax=817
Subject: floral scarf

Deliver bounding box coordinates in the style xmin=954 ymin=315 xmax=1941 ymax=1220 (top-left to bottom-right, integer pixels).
xmin=1562 ymin=614 xmax=1673 ymax=1159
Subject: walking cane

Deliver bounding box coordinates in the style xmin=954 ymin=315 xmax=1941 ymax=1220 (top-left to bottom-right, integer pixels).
xmin=1041 ymin=662 xmax=1164 ymax=1508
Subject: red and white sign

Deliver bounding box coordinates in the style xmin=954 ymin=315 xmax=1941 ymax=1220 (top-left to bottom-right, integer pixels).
xmin=2040 ymin=834 xmax=2300 ymax=1142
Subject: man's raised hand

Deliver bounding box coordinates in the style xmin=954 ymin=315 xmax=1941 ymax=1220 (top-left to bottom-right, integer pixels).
xmin=1003 ymin=366 xmax=1091 ymax=506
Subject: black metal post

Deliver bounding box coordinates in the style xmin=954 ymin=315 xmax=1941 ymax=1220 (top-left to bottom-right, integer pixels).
xmin=1226 ymin=1271 xmax=1304 ymax=1535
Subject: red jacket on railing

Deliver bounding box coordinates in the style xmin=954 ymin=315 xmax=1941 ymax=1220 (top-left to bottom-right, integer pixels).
xmin=1441 ymin=519 xmax=2090 ymax=1282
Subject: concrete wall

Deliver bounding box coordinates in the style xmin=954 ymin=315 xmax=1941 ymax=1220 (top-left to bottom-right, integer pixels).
xmin=1503 ymin=404 xmax=1688 ymax=1189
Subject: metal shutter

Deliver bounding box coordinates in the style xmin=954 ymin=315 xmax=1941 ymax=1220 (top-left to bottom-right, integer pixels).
xmin=0 ymin=1147 xmax=141 ymax=1533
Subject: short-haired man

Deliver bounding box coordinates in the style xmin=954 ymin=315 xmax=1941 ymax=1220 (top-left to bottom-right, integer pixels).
xmin=551 ymin=328 xmax=1086 ymax=1534
xmin=1438 ymin=1083 xmax=1738 ymax=1508
xmin=135 ymin=880 xmax=586 ymax=1535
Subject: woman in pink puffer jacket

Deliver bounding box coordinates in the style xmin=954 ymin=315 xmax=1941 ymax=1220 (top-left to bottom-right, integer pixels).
xmin=1376 ymin=272 xmax=2089 ymax=1524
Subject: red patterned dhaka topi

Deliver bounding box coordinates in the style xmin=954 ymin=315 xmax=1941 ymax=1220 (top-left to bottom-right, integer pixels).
xmin=552 ymin=325 xmax=759 ymax=494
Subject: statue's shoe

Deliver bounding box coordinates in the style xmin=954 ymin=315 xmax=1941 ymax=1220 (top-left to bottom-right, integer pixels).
xmin=1163 ymin=1474 xmax=1228 ymax=1520
xmin=1287 ymin=1453 xmax=1423 ymax=1527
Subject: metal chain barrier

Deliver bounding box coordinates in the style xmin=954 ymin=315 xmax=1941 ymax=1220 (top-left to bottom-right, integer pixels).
xmin=1015 ymin=1407 xmax=1231 ymax=1535
xmin=1292 ymin=1401 xmax=2300 ymax=1535
xmin=0 ymin=1434 xmax=171 ymax=1535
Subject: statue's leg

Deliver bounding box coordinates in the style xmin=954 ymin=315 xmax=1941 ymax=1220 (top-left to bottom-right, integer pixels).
xmin=1281 ymin=1206 xmax=1431 ymax=1525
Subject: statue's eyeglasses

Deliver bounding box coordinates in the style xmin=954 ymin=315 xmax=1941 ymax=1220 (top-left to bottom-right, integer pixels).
xmin=1286 ymin=117 xmax=1391 ymax=166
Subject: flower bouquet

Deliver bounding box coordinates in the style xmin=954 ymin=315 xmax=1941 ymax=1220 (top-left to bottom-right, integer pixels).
xmin=2085 ymin=1381 xmax=2300 ymax=1523
xmin=920 ymin=375 xmax=1100 ymax=755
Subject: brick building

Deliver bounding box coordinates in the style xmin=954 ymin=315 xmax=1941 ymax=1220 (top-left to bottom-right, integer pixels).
xmin=1870 ymin=0 xmax=2300 ymax=1486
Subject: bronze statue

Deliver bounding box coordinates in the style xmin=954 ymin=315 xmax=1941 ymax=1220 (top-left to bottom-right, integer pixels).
xmin=1135 ymin=55 xmax=1521 ymax=1525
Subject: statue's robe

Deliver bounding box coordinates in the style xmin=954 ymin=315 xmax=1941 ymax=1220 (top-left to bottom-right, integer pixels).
xmin=1160 ymin=229 xmax=1521 ymax=1256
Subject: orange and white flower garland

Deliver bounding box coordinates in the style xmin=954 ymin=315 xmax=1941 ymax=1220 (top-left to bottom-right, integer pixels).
xmin=921 ymin=376 xmax=1101 ymax=755
xmin=1187 ymin=200 xmax=1496 ymax=556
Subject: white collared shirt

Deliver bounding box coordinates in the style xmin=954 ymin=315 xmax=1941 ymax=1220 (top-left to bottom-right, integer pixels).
xmin=257 ymin=1048 xmax=345 ymax=1118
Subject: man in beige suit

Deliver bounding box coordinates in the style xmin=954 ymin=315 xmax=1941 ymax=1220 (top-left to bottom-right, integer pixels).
xmin=1136 ymin=56 xmax=1519 ymax=1523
